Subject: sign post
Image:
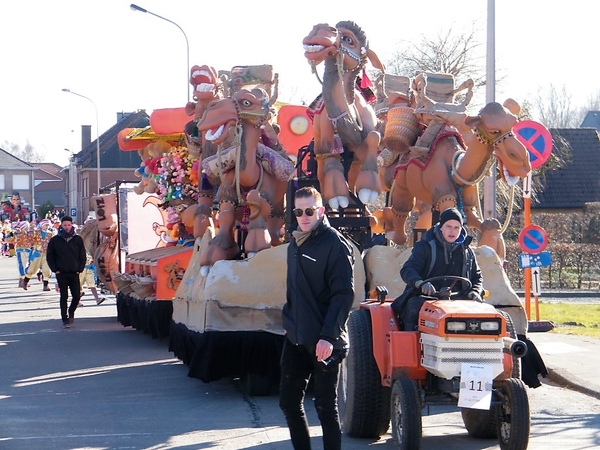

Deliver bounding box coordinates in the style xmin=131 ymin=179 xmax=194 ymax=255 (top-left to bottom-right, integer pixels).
xmin=516 ymin=120 xmax=552 ymax=322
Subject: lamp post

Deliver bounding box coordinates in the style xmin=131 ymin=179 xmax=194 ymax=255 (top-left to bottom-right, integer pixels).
xmin=130 ymin=3 xmax=190 ymax=103
xmin=64 ymin=149 xmax=77 ymax=219
xmin=61 ymin=89 xmax=101 ymax=195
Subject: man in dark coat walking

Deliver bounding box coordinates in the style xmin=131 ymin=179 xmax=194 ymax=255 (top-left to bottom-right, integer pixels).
xmin=280 ymin=186 xmax=355 ymax=450
xmin=46 ymin=216 xmax=86 ymax=328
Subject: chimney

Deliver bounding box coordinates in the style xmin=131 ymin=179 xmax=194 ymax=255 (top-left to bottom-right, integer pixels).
xmin=116 ymin=111 xmax=132 ymax=122
xmin=81 ymin=125 xmax=91 ymax=150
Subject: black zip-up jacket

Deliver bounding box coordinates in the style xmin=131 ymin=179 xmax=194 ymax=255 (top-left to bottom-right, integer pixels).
xmin=283 ymin=216 xmax=355 ymax=350
xmin=46 ymin=233 xmax=86 ymax=274
xmin=400 ymin=224 xmax=483 ymax=298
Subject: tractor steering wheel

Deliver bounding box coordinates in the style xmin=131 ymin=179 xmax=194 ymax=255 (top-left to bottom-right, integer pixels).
xmin=422 ymin=275 xmax=472 ymax=300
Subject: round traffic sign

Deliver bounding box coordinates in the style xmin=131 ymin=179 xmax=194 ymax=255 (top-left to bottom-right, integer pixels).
xmin=513 ymin=120 xmax=553 ymax=170
xmin=518 ymin=224 xmax=548 ymax=253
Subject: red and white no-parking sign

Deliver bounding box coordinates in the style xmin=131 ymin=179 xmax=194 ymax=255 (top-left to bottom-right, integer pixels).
xmin=513 ymin=120 xmax=553 ymax=170
xmin=518 ymin=224 xmax=548 ymax=254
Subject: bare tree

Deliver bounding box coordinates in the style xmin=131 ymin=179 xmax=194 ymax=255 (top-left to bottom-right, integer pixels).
xmin=386 ymin=25 xmax=486 ymax=91
xmin=531 ymin=84 xmax=580 ymax=128
xmin=1 ymin=140 xmax=44 ymax=163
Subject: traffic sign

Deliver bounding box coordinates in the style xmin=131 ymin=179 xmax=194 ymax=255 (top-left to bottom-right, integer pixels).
xmin=522 ymin=172 xmax=532 ymax=199
xmin=531 ymin=268 xmax=542 ymax=296
xmin=518 ymin=224 xmax=548 ymax=253
xmin=70 ymin=208 xmax=77 ymax=217
xmin=513 ymin=120 xmax=553 ymax=170
xmin=519 ymin=251 xmax=552 ymax=269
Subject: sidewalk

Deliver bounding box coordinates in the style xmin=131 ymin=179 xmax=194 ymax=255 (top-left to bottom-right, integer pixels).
xmin=529 ymin=331 xmax=600 ymax=399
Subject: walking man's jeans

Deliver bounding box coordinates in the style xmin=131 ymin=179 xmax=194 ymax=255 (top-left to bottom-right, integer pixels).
xmin=279 ymin=338 xmax=347 ymax=450
xmin=57 ymin=272 xmax=81 ymax=322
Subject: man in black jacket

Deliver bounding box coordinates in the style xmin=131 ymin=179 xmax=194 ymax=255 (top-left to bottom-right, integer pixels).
xmin=392 ymin=207 xmax=484 ymax=331
xmin=280 ymin=186 xmax=355 ymax=450
xmin=46 ymin=216 xmax=86 ymax=328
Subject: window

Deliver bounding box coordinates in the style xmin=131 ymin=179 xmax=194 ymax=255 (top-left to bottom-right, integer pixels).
xmin=0 ymin=174 xmax=4 ymax=189
xmin=13 ymin=174 xmax=29 ymax=190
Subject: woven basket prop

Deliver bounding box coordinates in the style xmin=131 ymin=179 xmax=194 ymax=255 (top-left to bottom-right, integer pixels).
xmin=130 ymin=276 xmax=155 ymax=299
xmin=113 ymin=272 xmax=134 ymax=295
xmin=383 ymin=106 xmax=421 ymax=153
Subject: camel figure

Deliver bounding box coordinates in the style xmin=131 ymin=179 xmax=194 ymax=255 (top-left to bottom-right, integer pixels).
xmin=244 ymin=189 xmax=272 ymax=257
xmin=303 ymin=21 xmax=384 ymax=209
xmin=197 ymin=88 xmax=294 ymax=275
xmin=182 ymin=65 xmax=226 ymax=242
xmin=389 ymin=99 xmax=531 ymax=256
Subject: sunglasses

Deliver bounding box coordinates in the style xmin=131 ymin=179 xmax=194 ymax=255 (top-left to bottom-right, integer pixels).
xmin=293 ymin=207 xmax=319 ymax=217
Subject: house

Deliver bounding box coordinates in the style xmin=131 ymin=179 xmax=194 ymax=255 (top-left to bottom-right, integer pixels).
xmin=532 ymin=128 xmax=600 ymax=212
xmin=66 ymin=110 xmax=150 ymax=222
xmin=0 ymin=149 xmax=36 ymax=219
xmin=581 ymin=111 xmax=600 ymax=130
xmin=32 ymin=162 xmax=66 ymax=211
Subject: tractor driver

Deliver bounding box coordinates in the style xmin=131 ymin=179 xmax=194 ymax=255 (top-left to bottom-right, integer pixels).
xmin=392 ymin=207 xmax=484 ymax=331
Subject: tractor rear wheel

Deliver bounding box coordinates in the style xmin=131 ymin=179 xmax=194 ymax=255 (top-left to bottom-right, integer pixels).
xmin=498 ymin=310 xmax=522 ymax=378
xmin=339 ymin=309 xmax=390 ymax=438
xmin=496 ymin=378 xmax=530 ymax=450
xmin=390 ymin=378 xmax=422 ymax=450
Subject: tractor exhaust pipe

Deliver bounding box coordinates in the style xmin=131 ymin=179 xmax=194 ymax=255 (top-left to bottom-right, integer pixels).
xmin=503 ymin=337 xmax=528 ymax=358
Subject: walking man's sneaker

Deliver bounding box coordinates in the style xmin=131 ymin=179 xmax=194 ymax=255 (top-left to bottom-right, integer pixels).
xmin=63 ymin=321 xmax=71 ymax=329
xmin=43 ymin=282 xmax=51 ymax=291
xmin=18 ymin=279 xmax=23 ymax=288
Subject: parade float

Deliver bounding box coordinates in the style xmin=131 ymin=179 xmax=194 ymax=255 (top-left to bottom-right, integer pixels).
xmin=107 ymin=20 xmax=546 ymax=399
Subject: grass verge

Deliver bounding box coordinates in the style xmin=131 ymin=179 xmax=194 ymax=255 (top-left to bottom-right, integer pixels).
xmin=537 ymin=302 xmax=600 ymax=338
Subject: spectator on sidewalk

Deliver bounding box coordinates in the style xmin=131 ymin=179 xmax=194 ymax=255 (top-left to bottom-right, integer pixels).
xmin=46 ymin=216 xmax=86 ymax=328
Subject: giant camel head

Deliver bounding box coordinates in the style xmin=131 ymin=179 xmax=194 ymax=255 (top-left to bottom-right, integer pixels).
xmin=465 ymin=102 xmax=531 ymax=185
xmin=197 ymin=88 xmax=270 ymax=147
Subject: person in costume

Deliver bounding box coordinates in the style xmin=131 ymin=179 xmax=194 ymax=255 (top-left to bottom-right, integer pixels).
xmin=79 ymin=251 xmax=106 ymax=305
xmin=14 ymin=221 xmax=33 ymax=288
xmin=22 ymin=219 xmax=54 ymax=291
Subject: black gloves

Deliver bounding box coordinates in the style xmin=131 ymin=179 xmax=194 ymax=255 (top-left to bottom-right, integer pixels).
xmin=415 ymin=280 xmax=436 ymax=296
xmin=468 ymin=291 xmax=483 ymax=302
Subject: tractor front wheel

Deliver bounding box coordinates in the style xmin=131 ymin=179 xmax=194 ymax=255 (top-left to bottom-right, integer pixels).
xmin=339 ymin=309 xmax=390 ymax=438
xmin=390 ymin=378 xmax=422 ymax=450
xmin=496 ymin=378 xmax=530 ymax=450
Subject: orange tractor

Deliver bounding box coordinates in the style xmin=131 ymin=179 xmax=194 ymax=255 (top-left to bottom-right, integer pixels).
xmin=339 ymin=277 xmax=530 ymax=450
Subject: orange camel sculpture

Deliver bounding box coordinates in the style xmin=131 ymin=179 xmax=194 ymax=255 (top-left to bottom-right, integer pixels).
xmin=303 ymin=21 xmax=384 ymax=209
xmin=197 ymin=88 xmax=294 ymax=275
xmin=389 ymin=99 xmax=532 ymax=260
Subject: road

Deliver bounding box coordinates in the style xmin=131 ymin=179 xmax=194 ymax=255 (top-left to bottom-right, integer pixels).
xmin=1 ymin=260 xmax=599 ymax=449
xmin=1 ymin=314 xmax=599 ymax=449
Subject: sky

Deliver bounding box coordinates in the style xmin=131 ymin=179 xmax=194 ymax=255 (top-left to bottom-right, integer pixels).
xmin=1 ymin=0 xmax=598 ymax=167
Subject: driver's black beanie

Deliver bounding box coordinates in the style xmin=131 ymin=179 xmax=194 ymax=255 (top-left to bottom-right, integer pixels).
xmin=439 ymin=208 xmax=463 ymax=226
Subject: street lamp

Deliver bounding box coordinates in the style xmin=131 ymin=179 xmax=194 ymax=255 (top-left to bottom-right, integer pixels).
xmin=130 ymin=3 xmax=190 ymax=103
xmin=61 ymin=89 xmax=101 ymax=194
xmin=63 ymin=149 xmax=77 ymax=218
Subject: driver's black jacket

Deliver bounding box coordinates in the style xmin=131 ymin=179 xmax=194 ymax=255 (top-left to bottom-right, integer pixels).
xmin=400 ymin=224 xmax=483 ymax=298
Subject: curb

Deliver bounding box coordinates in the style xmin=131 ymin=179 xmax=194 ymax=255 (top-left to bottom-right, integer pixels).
xmin=545 ymin=366 xmax=600 ymax=400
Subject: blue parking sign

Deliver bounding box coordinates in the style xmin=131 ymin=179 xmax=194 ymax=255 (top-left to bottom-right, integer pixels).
xmin=519 ymin=251 xmax=552 ymax=269
xmin=70 ymin=208 xmax=77 ymax=217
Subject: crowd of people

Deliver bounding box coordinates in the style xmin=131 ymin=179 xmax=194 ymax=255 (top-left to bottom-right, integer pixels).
xmin=0 ymin=214 xmax=105 ymax=328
